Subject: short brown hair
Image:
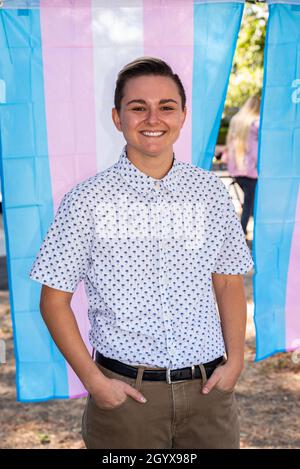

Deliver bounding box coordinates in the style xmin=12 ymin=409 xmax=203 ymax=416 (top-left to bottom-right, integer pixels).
xmin=114 ymin=57 xmax=186 ymax=112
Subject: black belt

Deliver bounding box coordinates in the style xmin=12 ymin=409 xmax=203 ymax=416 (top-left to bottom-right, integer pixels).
xmin=95 ymin=351 xmax=225 ymax=384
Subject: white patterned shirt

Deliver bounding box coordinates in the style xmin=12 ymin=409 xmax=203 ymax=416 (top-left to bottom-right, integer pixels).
xmin=29 ymin=147 xmax=254 ymax=369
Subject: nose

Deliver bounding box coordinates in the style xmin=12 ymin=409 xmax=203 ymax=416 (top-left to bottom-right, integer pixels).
xmin=146 ymin=108 xmax=160 ymax=125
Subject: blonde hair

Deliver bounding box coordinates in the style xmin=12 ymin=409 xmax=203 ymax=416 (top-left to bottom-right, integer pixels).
xmin=226 ymin=96 xmax=260 ymax=170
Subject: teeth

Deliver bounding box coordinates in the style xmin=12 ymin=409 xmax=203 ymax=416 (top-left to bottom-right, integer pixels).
xmin=141 ymin=131 xmax=165 ymax=137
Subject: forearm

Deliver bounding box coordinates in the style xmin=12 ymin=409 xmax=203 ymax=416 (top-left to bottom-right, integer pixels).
xmin=40 ymin=297 xmax=107 ymax=393
xmin=214 ymin=281 xmax=247 ymax=370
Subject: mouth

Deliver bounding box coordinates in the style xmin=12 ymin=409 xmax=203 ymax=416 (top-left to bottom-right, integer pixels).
xmin=140 ymin=131 xmax=166 ymax=138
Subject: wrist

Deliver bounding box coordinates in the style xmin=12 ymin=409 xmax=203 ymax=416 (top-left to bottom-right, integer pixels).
xmin=83 ymin=364 xmax=110 ymax=394
xmin=225 ymin=356 xmax=244 ymax=373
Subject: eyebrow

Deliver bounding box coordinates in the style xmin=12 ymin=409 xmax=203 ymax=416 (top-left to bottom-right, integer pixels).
xmin=126 ymin=99 xmax=178 ymax=106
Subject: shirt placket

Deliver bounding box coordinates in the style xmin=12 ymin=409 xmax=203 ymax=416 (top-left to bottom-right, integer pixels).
xmin=153 ymin=180 xmax=176 ymax=368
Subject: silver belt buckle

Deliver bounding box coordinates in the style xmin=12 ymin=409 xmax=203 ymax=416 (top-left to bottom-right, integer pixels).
xmin=166 ymin=366 xmax=195 ymax=384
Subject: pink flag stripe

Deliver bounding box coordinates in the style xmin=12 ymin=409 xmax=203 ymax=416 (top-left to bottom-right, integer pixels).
xmin=143 ymin=0 xmax=194 ymax=164
xmin=286 ymin=187 xmax=300 ymax=352
xmin=40 ymin=2 xmax=97 ymax=397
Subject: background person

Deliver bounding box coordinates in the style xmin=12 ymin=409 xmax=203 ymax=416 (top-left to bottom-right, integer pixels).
xmin=222 ymin=96 xmax=260 ymax=237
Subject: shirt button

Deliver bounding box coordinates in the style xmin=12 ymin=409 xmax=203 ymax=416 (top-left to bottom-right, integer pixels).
xmin=164 ymin=312 xmax=172 ymax=320
xmin=154 ymin=182 xmax=161 ymax=190
xmin=169 ymin=347 xmax=176 ymax=355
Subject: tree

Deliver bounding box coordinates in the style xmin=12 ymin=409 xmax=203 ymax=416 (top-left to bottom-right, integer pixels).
xmin=225 ymin=3 xmax=268 ymax=114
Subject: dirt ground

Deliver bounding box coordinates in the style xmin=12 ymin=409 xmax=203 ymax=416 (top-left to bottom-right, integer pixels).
xmin=1 ymin=253 xmax=300 ymax=449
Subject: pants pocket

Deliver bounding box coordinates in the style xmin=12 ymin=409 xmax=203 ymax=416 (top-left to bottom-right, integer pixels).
xmin=89 ymin=392 xmax=130 ymax=412
xmin=213 ymin=386 xmax=235 ymax=396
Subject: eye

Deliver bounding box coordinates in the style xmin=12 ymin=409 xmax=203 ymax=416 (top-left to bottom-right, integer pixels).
xmin=131 ymin=106 xmax=146 ymax=111
xmin=161 ymin=106 xmax=175 ymax=111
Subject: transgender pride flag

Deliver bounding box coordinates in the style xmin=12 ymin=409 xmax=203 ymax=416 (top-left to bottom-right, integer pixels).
xmin=254 ymin=0 xmax=300 ymax=360
xmin=2 ymin=0 xmax=300 ymax=404
xmin=0 ymin=0 xmax=245 ymax=402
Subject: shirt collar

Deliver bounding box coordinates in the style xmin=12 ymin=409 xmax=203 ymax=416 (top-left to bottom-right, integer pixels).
xmin=116 ymin=146 xmax=182 ymax=195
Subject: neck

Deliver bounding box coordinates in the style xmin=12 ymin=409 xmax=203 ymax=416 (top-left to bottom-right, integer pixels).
xmin=125 ymin=145 xmax=174 ymax=180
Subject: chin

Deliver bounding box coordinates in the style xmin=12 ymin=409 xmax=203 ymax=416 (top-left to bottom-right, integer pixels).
xmin=135 ymin=144 xmax=164 ymax=156
xmin=143 ymin=148 xmax=165 ymax=157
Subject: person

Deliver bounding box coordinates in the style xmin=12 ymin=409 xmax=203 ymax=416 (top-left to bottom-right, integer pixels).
xmin=221 ymin=96 xmax=260 ymax=237
xmin=29 ymin=57 xmax=254 ymax=449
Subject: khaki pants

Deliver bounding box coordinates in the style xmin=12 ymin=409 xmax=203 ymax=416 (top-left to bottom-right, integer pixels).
xmin=81 ymin=361 xmax=240 ymax=449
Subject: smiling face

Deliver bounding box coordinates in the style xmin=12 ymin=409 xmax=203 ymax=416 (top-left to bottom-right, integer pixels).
xmin=112 ymin=75 xmax=187 ymax=161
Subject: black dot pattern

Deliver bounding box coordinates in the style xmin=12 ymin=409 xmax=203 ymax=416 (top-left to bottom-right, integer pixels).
xmin=29 ymin=146 xmax=254 ymax=368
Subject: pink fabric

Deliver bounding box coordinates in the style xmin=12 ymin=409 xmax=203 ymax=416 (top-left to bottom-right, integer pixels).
xmin=223 ymin=119 xmax=259 ymax=179
xmin=285 ymin=188 xmax=300 ymax=352
xmin=40 ymin=2 xmax=97 ymax=398
xmin=143 ymin=0 xmax=194 ymax=164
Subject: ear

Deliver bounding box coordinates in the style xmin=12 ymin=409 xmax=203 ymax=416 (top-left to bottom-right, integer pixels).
xmin=112 ymin=108 xmax=122 ymax=131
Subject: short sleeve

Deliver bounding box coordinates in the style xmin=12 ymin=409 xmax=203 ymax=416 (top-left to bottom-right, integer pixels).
xmin=212 ymin=175 xmax=254 ymax=275
xmin=29 ymin=187 xmax=93 ymax=292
